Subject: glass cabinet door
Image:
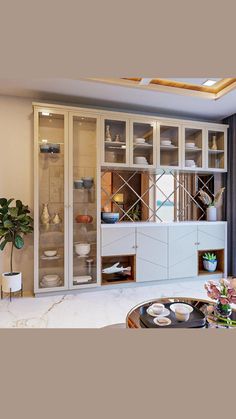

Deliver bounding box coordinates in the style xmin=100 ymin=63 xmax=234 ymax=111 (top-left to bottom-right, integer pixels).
xmin=159 ymin=124 xmax=180 ymax=167
xmin=102 ymin=117 xmax=129 ymax=166
xmin=37 ymin=110 xmax=67 ymax=291
xmin=183 ymin=127 xmax=204 ymax=169
xmin=207 ymin=129 xmax=226 ymax=170
xmin=70 ymin=115 xmax=98 ymax=288
xmin=131 ymin=121 xmax=155 ymax=167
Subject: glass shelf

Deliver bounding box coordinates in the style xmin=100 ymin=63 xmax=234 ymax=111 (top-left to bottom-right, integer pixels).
xmin=37 ymin=111 xmax=66 ymax=290
xmin=160 ymin=125 xmax=179 ymax=167
xmin=184 ymin=127 xmax=203 ymax=169
xmin=103 ymin=118 xmax=128 ymax=164
xmin=208 ymin=130 xmax=225 ymax=169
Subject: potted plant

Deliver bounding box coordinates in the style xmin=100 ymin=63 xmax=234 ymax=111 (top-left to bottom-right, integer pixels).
xmin=202 ymin=252 xmax=217 ymax=272
xmin=198 ymin=187 xmax=225 ymax=221
xmin=205 ymin=279 xmax=236 ymax=318
xmin=0 ymin=198 xmax=33 ymax=294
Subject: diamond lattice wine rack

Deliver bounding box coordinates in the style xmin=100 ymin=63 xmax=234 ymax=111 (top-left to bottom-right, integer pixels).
xmin=101 ymin=169 xmax=223 ymax=223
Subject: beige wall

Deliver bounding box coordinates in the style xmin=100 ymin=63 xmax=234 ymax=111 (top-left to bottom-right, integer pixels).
xmin=0 ymin=96 xmax=34 ymax=292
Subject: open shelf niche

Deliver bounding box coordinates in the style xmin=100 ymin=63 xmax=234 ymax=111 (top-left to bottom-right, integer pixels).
xmin=101 ymin=255 xmax=136 ymax=285
xmin=198 ymin=249 xmax=225 ymax=276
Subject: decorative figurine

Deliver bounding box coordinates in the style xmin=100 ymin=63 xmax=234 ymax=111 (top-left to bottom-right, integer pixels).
xmin=52 ymin=212 xmax=62 ymax=225
xmin=105 ymin=125 xmax=112 ymax=142
xmin=114 ymin=134 xmax=121 ymax=142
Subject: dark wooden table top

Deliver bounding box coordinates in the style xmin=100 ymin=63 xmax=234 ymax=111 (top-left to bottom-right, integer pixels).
xmin=126 ymin=297 xmax=236 ymax=328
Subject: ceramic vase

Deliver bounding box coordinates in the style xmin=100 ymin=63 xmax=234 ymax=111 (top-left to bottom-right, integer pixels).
xmin=41 ymin=203 xmax=50 ymax=224
xmin=203 ymin=260 xmax=217 ymax=272
xmin=207 ymin=206 xmax=217 ymax=221
xmin=105 ymin=125 xmax=112 ymax=142
xmin=52 ymin=212 xmax=61 ymax=225
xmin=211 ymin=135 xmax=218 ymax=150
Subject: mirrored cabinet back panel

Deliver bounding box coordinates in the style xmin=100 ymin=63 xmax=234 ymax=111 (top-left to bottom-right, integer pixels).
xmin=33 ymin=102 xmax=228 ymax=295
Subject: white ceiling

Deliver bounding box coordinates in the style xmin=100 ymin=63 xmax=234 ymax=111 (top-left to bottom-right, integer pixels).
xmin=0 ymin=78 xmax=235 ymax=121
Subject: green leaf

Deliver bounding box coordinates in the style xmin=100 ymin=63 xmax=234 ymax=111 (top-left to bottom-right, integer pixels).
xmin=16 ymin=200 xmax=23 ymax=208
xmin=14 ymin=235 xmax=24 ymax=249
xmin=3 ymin=219 xmax=13 ymax=228
xmin=9 ymin=207 xmax=19 ymax=218
xmin=7 ymin=198 xmax=14 ymax=206
xmin=20 ymin=225 xmax=31 ymax=233
xmin=0 ymin=198 xmax=7 ymax=207
xmin=0 ymin=239 xmax=8 ymax=251
xmin=17 ymin=213 xmax=26 ymax=220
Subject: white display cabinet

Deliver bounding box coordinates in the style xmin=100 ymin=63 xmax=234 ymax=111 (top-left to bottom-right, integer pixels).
xmin=34 ymin=105 xmax=100 ymax=295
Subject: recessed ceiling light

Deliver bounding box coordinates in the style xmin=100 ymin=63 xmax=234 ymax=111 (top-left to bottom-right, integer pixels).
xmin=139 ymin=78 xmax=152 ymax=85
xmin=202 ymin=80 xmax=217 ymax=87
xmin=41 ymin=111 xmax=50 ymax=116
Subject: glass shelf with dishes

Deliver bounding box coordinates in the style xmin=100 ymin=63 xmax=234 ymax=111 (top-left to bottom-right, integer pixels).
xmin=102 ymin=117 xmax=129 ymax=166
xmin=132 ymin=121 xmax=155 ymax=167
xmin=183 ymin=127 xmax=203 ymax=169
xmin=36 ymin=111 xmax=66 ymax=290
xmin=159 ymin=124 xmax=180 ymax=167
xmin=207 ymin=130 xmax=225 ymax=170
xmin=70 ymin=115 xmax=98 ymax=288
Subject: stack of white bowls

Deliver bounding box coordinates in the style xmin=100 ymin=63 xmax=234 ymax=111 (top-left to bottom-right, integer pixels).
xmin=134 ymin=156 xmax=148 ymax=164
xmin=41 ymin=274 xmax=61 ymax=287
xmin=185 ymin=159 xmax=196 ymax=168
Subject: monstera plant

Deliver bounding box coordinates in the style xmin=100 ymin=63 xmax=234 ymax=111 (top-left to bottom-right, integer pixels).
xmin=0 ymin=198 xmax=33 ymax=294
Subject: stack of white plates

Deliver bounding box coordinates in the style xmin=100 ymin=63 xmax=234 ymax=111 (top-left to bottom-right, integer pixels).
xmin=185 ymin=142 xmax=196 ymax=149
xmin=134 ymin=138 xmax=146 ymax=145
xmin=40 ymin=274 xmax=62 ymax=288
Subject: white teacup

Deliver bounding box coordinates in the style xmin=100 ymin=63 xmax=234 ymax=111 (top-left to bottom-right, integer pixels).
xmin=175 ymin=306 xmax=190 ymax=322
xmin=151 ymin=303 xmax=165 ymax=315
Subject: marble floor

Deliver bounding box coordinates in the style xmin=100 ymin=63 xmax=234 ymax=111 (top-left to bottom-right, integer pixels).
xmin=0 ymin=277 xmax=211 ymax=328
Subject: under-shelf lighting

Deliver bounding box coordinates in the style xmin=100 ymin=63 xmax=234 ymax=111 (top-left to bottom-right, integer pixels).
xmin=202 ymin=80 xmax=217 ymax=87
xmin=41 ymin=111 xmax=50 ymax=116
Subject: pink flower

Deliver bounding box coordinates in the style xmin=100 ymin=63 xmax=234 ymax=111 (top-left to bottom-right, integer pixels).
xmin=219 ymin=297 xmax=229 ymax=305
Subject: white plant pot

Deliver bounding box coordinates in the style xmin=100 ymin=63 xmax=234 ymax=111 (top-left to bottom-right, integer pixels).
xmin=1 ymin=272 xmax=22 ymax=293
xmin=207 ymin=206 xmax=217 ymax=221
xmin=203 ymin=260 xmax=218 ymax=272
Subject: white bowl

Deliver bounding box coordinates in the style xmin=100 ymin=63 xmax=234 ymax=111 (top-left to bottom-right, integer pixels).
xmin=185 ymin=159 xmax=195 ymax=167
xmin=150 ymin=303 xmax=165 ymax=315
xmin=44 ymin=250 xmax=57 ymax=257
xmin=42 ymin=274 xmax=59 ymax=284
xmin=75 ymin=243 xmax=91 ymax=256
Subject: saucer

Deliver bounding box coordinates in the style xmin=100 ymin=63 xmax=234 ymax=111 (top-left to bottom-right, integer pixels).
xmin=40 ymin=255 xmax=60 ymax=260
xmin=147 ymin=306 xmax=170 ymax=317
xmin=153 ymin=317 xmax=172 ymax=326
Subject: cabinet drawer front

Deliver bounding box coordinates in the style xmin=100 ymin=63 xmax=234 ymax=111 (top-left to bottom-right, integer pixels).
xmin=168 ymin=225 xmax=198 ymax=279
xmin=136 ymin=227 xmax=168 ymax=282
xmin=101 ymin=227 xmax=136 ymax=256
xmin=198 ymin=224 xmax=226 ymax=250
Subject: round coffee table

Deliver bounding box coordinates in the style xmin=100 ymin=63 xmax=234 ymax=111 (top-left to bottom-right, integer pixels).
xmin=126 ymin=297 xmax=236 ymax=328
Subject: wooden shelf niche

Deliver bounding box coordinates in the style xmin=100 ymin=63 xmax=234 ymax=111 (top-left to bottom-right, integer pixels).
xmin=102 ymin=255 xmax=136 ymax=285
xmin=198 ymin=249 xmax=224 ymax=276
